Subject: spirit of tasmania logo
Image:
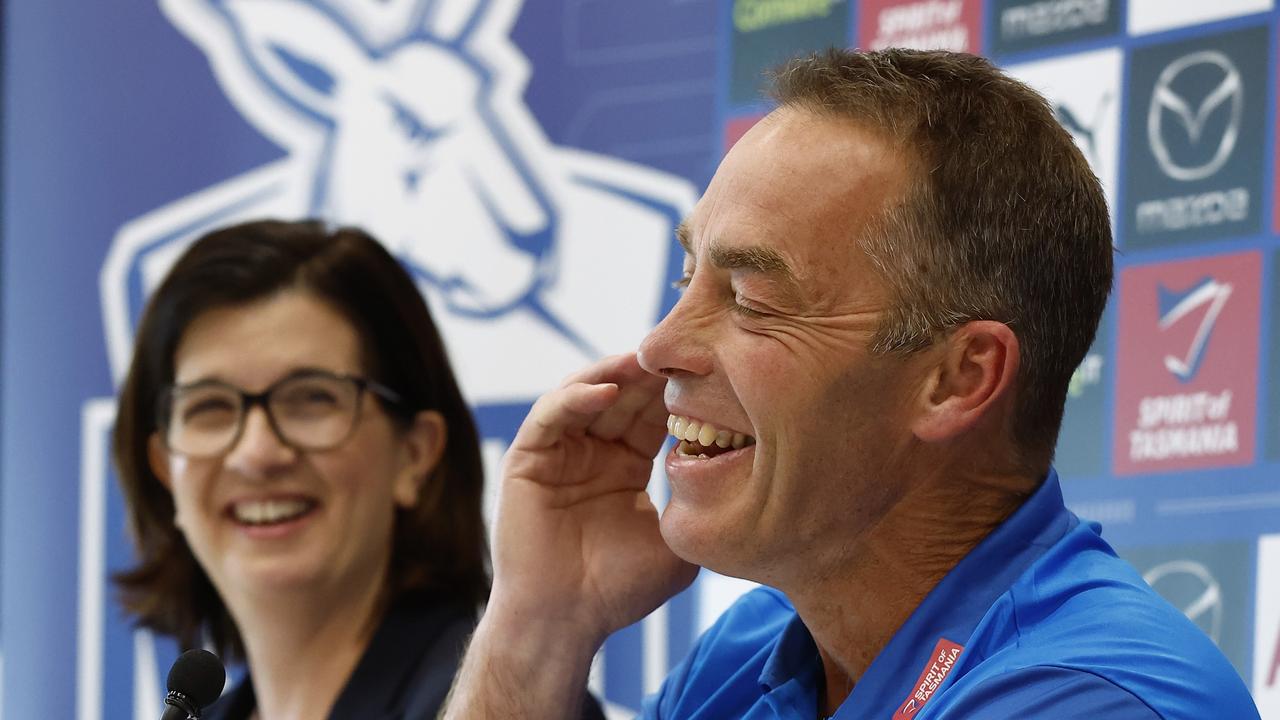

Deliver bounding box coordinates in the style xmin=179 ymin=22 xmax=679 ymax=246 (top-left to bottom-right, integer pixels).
xmin=857 ymin=0 xmax=982 ymax=53
xmin=891 ymin=638 xmax=964 ymax=720
xmin=80 ymin=1 xmax=695 ymax=718
xmin=1113 ymin=251 xmax=1261 ymax=475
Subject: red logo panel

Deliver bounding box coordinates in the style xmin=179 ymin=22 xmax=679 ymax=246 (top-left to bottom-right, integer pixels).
xmin=1114 ymin=252 xmax=1261 ymax=475
xmin=857 ymin=0 xmax=983 ymax=52
xmin=723 ymin=113 xmax=766 ymax=155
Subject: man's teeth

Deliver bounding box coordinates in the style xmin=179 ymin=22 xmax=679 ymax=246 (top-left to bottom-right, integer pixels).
xmin=665 ymin=415 xmax=753 ymax=450
xmin=232 ymin=498 xmax=312 ymax=526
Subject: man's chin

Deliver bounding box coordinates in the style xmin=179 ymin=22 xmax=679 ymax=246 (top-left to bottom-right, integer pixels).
xmin=658 ymin=504 xmax=756 ymax=579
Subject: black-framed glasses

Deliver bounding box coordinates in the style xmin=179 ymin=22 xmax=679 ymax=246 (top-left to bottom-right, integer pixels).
xmin=157 ymin=370 xmax=405 ymax=458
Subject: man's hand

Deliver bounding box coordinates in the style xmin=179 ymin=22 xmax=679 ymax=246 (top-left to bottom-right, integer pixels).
xmin=443 ymin=354 xmax=698 ymax=719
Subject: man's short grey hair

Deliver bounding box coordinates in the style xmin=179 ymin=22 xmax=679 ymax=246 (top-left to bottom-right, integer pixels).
xmin=769 ymin=48 xmax=1113 ymax=468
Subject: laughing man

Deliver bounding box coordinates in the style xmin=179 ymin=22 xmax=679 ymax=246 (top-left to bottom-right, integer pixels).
xmin=443 ymin=49 xmax=1259 ymax=719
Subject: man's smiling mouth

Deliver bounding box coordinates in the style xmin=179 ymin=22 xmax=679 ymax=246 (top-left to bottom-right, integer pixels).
xmin=667 ymin=414 xmax=756 ymax=458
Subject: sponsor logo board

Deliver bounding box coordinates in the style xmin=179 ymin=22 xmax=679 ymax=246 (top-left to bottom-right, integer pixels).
xmin=729 ymin=0 xmax=851 ymax=106
xmin=1054 ymin=303 xmax=1113 ymax=478
xmin=1254 ymin=534 xmax=1280 ymax=714
xmin=1123 ymin=25 xmax=1268 ymax=248
xmin=1113 ymin=252 xmax=1261 ymax=475
xmin=1129 ymin=0 xmax=1273 ymax=36
xmin=1120 ymin=541 xmax=1253 ymax=680
xmin=1008 ymin=47 xmax=1122 ymax=235
xmin=857 ymin=0 xmax=981 ymax=52
xmin=990 ymin=0 xmax=1120 ymax=56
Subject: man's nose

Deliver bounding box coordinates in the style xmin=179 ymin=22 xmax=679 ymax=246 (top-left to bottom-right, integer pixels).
xmin=637 ymin=285 xmax=715 ymax=379
xmin=222 ymin=405 xmax=296 ymax=477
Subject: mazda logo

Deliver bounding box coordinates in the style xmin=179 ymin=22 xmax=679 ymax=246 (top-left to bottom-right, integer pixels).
xmin=1143 ymin=559 xmax=1223 ymax=642
xmin=1147 ymin=50 xmax=1243 ymax=182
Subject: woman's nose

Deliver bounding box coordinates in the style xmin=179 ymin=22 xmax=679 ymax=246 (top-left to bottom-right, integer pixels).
xmin=222 ymin=405 xmax=296 ymax=477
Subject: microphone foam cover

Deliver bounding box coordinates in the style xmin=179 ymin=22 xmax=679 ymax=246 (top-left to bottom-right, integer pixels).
xmin=166 ymin=649 xmax=227 ymax=708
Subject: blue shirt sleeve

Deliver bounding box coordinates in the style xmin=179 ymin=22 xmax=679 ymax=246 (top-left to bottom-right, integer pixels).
xmin=930 ymin=666 xmax=1162 ymax=719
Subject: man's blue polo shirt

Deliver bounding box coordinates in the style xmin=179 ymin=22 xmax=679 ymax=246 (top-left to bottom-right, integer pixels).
xmin=643 ymin=470 xmax=1259 ymax=719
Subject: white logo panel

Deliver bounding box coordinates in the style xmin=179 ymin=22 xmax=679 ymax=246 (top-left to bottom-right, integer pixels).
xmin=1254 ymin=534 xmax=1280 ymax=717
xmin=697 ymin=573 xmax=761 ymax=635
xmin=1129 ymin=0 xmax=1273 ymax=36
xmin=1007 ymin=47 xmax=1122 ymax=227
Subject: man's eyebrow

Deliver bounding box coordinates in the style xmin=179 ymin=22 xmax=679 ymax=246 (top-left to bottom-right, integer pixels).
xmin=675 ymin=221 xmax=692 ymax=254
xmin=676 ymin=221 xmax=795 ymax=280
xmin=674 ymin=221 xmax=801 ymax=299
xmin=709 ymin=243 xmax=797 ymax=286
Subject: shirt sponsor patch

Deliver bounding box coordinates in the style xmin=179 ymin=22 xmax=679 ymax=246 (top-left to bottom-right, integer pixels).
xmin=891 ymin=638 xmax=964 ymax=720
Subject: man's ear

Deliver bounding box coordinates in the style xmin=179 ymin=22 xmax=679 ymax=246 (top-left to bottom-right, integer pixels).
xmin=148 ymin=433 xmax=173 ymax=491
xmin=393 ymin=410 xmax=447 ymax=509
xmin=912 ymin=321 xmax=1020 ymax=443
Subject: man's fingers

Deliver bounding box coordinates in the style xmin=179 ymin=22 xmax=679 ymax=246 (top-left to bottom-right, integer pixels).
xmin=559 ymin=353 xmax=653 ymax=389
xmin=586 ymin=374 xmax=664 ymax=441
xmin=513 ymin=382 xmax=620 ymax=451
xmin=622 ymin=391 xmax=674 ymax=457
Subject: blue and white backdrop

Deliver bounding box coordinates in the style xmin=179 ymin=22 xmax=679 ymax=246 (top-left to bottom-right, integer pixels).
xmin=3 ymin=0 xmax=1280 ymax=718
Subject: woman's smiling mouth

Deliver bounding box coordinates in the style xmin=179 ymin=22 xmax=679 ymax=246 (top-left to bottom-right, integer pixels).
xmin=228 ymin=497 xmax=318 ymax=527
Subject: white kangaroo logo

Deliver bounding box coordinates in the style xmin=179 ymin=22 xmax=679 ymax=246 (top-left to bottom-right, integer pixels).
xmin=221 ymin=0 xmax=556 ymax=317
xmin=102 ymin=0 xmax=695 ymax=403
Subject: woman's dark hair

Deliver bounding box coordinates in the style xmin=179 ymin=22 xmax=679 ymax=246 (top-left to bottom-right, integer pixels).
xmin=113 ymin=219 xmax=489 ymax=659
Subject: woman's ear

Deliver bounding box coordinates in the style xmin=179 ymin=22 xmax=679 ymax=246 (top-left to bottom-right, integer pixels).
xmin=148 ymin=433 xmax=173 ymax=491
xmin=393 ymin=410 xmax=447 ymax=508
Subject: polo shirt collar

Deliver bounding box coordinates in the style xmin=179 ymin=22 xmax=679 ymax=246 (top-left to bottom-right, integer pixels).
xmin=756 ymin=469 xmax=1075 ymax=718
xmin=759 ymin=605 xmax=821 ymax=694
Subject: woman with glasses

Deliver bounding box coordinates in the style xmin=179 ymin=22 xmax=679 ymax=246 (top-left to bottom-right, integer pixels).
xmin=111 ymin=219 xmax=490 ymax=719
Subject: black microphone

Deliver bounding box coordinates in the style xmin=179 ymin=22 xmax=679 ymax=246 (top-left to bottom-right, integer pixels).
xmin=161 ymin=649 xmax=226 ymax=720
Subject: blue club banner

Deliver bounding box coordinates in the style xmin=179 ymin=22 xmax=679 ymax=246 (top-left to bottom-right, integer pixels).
xmin=3 ymin=0 xmax=1279 ymax=718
